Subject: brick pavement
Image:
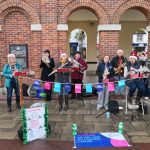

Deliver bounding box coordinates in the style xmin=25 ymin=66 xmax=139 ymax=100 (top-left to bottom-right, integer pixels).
xmin=0 ymin=96 xmax=150 ymax=144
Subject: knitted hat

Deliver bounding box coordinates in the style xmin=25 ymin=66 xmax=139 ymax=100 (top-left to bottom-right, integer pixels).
xmin=129 ymin=52 xmax=137 ymax=60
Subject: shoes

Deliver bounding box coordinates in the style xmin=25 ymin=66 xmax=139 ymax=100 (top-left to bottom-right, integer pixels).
xmin=104 ymin=106 xmax=108 ymax=110
xmin=97 ymin=106 xmax=103 ymax=110
xmin=145 ymin=97 xmax=149 ymax=100
xmin=128 ymin=103 xmax=139 ymax=110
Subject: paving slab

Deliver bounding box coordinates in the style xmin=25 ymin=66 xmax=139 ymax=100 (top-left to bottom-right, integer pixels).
xmin=66 ymin=114 xmax=84 ymax=123
xmin=131 ymin=121 xmax=148 ymax=130
xmin=130 ymin=136 xmax=150 ymax=143
xmin=0 ymin=97 xmax=150 ymax=143
xmin=0 ymin=130 xmax=17 ymax=139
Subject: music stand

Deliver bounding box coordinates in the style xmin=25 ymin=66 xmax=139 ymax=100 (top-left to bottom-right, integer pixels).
xmin=57 ymin=68 xmax=72 ymax=109
xmin=57 ymin=68 xmax=71 ymax=73
xmin=70 ymin=67 xmax=85 ymax=107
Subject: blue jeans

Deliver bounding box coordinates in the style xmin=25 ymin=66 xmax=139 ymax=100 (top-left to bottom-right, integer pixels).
xmin=126 ymin=79 xmax=145 ymax=97
xmin=6 ymin=77 xmax=20 ymax=107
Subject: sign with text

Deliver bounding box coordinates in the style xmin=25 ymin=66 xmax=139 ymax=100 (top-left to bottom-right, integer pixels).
xmin=75 ymin=132 xmax=130 ymax=148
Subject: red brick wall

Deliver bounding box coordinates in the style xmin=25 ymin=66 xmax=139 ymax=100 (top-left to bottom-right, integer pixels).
xmin=3 ymin=11 xmax=31 ymax=66
xmin=0 ymin=0 xmax=150 ymax=80
xmin=99 ymin=31 xmax=119 ymax=59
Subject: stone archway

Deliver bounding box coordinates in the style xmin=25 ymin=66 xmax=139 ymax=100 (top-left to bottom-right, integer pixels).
xmin=112 ymin=0 xmax=150 ymax=24
xmin=58 ymin=0 xmax=108 ymax=24
xmin=0 ymin=0 xmax=39 ymax=24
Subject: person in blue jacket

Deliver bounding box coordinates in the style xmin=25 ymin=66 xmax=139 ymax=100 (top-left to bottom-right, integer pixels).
xmin=2 ymin=54 xmax=22 ymax=112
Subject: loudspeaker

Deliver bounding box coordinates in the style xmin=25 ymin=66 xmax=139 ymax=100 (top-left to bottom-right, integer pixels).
xmin=108 ymin=100 xmax=119 ymax=115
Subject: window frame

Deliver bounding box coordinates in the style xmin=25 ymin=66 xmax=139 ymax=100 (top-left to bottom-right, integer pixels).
xmin=9 ymin=44 xmax=28 ymax=69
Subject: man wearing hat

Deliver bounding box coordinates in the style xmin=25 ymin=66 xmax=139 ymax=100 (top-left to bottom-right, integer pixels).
xmin=124 ymin=54 xmax=145 ymax=109
xmin=70 ymin=51 xmax=87 ymax=99
xmin=111 ymin=49 xmax=127 ymax=98
xmin=2 ymin=54 xmax=22 ymax=112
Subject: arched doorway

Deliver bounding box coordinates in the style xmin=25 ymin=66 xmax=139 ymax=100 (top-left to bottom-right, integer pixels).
xmin=119 ymin=9 xmax=148 ymax=56
xmin=69 ymin=29 xmax=87 ymax=59
xmin=67 ymin=9 xmax=98 ymax=74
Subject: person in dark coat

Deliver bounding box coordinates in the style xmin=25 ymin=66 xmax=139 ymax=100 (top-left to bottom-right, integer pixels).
xmin=96 ymin=55 xmax=114 ymax=110
xmin=111 ymin=49 xmax=127 ymax=98
xmin=40 ymin=49 xmax=55 ymax=101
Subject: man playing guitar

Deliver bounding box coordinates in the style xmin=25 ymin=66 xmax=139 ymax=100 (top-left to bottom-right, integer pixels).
xmin=70 ymin=51 xmax=88 ymax=99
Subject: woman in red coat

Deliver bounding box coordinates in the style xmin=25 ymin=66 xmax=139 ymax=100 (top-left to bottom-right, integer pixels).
xmin=71 ymin=51 xmax=88 ymax=99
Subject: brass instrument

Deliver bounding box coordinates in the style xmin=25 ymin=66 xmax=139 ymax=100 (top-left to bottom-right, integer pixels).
xmin=42 ymin=54 xmax=50 ymax=68
xmin=68 ymin=56 xmax=86 ymax=73
xmin=68 ymin=56 xmax=83 ymax=67
xmin=115 ymin=63 xmax=126 ymax=74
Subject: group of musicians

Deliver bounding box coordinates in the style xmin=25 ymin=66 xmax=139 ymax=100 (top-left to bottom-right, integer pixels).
xmin=2 ymin=49 xmax=150 ymax=112
xmin=40 ymin=50 xmax=87 ymax=111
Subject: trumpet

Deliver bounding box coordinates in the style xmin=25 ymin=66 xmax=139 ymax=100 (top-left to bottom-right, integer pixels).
xmin=68 ymin=56 xmax=83 ymax=67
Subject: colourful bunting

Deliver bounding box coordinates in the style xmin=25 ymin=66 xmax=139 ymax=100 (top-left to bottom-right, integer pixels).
xmin=118 ymin=80 xmax=125 ymax=87
xmin=32 ymin=80 xmax=41 ymax=90
xmin=86 ymin=84 xmax=92 ymax=93
xmin=64 ymin=83 xmax=71 ymax=92
xmin=97 ymin=83 xmax=103 ymax=92
xmin=107 ymin=82 xmax=115 ymax=92
xmin=75 ymin=84 xmax=82 ymax=93
xmin=54 ymin=82 xmax=61 ymax=93
xmin=44 ymin=82 xmax=51 ymax=90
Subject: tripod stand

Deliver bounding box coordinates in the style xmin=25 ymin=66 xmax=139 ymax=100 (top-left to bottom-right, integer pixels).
xmin=96 ymin=109 xmax=111 ymax=118
xmin=96 ymin=106 xmax=124 ymax=118
xmin=74 ymin=93 xmax=85 ymax=106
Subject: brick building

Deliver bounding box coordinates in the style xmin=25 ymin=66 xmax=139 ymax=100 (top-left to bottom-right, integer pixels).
xmin=0 ymin=0 xmax=150 ymax=78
